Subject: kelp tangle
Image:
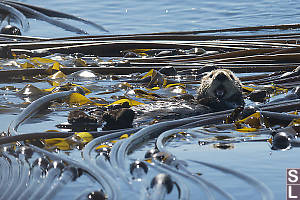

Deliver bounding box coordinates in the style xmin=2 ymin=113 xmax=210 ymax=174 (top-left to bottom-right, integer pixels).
xmin=2 ymin=23 xmax=300 ymax=199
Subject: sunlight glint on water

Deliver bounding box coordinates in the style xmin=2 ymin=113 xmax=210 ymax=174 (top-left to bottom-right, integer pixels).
xmin=18 ymin=0 xmax=300 ymax=37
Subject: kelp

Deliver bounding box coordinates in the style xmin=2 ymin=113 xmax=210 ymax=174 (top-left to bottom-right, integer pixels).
xmin=0 ymin=0 xmax=107 ymax=34
xmin=5 ymin=0 xmax=108 ymax=32
xmin=3 ymin=23 xmax=300 ymax=199
xmin=0 ymin=27 xmax=300 ymax=74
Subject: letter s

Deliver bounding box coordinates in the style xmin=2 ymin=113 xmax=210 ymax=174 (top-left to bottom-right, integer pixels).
xmin=288 ymin=170 xmax=299 ymax=183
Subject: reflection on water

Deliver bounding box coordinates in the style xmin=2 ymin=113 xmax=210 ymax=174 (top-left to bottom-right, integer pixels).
xmin=1 ymin=65 xmax=299 ymax=199
xmin=1 ymin=1 xmax=300 ymax=199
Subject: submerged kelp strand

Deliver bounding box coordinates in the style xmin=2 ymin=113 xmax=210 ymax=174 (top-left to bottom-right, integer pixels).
xmin=3 ymin=23 xmax=300 ymax=199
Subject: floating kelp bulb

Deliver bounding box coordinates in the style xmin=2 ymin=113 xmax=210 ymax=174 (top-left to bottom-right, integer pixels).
xmin=48 ymin=161 xmax=65 ymax=171
xmin=98 ymin=151 xmax=110 ymax=161
xmin=0 ymin=25 xmax=21 ymax=35
xmin=87 ymin=190 xmax=106 ymax=200
xmin=96 ymin=145 xmax=111 ymax=160
xmin=213 ymin=143 xmax=234 ymax=150
xmin=272 ymin=132 xmax=291 ymax=150
xmin=150 ymin=173 xmax=173 ymax=195
xmin=152 ymin=151 xmax=174 ymax=164
xmin=17 ymin=84 xmax=45 ymax=97
xmin=18 ymin=146 xmax=33 ymax=159
xmin=32 ymin=157 xmax=50 ymax=170
xmin=130 ymin=160 xmax=148 ymax=179
xmin=144 ymin=148 xmax=159 ymax=159
xmin=68 ymin=69 xmax=97 ymax=79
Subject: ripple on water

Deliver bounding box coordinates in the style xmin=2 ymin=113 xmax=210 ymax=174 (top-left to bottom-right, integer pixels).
xmin=14 ymin=0 xmax=300 ymax=37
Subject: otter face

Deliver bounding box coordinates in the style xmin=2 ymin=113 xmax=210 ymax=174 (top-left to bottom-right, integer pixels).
xmin=197 ymin=69 xmax=243 ymax=108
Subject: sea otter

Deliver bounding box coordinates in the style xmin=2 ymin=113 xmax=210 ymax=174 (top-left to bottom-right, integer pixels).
xmin=64 ymin=69 xmax=244 ymax=130
xmin=197 ymin=69 xmax=244 ymax=110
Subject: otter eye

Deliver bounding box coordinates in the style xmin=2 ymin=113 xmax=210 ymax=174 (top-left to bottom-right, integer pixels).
xmin=230 ymin=74 xmax=234 ymax=79
xmin=209 ymin=74 xmax=213 ymax=78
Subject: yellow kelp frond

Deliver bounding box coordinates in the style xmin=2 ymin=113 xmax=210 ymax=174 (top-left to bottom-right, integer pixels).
xmin=75 ymin=132 xmax=93 ymax=143
xmin=19 ymin=62 xmax=35 ymax=69
xmin=236 ymin=112 xmax=262 ymax=131
xmin=141 ymin=69 xmax=154 ymax=80
xmin=67 ymin=93 xmax=94 ymax=106
xmin=107 ymin=98 xmax=144 ymax=107
xmin=44 ymin=138 xmax=71 ymax=151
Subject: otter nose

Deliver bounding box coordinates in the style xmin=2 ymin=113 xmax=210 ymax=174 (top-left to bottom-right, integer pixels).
xmin=215 ymin=73 xmax=227 ymax=81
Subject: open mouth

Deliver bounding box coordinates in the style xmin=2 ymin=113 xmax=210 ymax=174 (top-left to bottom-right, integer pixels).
xmin=215 ymin=85 xmax=226 ymax=99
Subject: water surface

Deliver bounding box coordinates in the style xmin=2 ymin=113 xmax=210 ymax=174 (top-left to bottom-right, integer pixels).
xmin=17 ymin=0 xmax=300 ymax=37
xmin=1 ymin=1 xmax=300 ymax=199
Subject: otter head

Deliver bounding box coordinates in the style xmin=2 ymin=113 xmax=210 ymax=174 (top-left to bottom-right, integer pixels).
xmin=197 ymin=69 xmax=244 ymax=109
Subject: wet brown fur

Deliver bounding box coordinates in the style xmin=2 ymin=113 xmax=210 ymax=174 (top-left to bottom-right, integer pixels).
xmin=197 ymin=69 xmax=244 ymax=108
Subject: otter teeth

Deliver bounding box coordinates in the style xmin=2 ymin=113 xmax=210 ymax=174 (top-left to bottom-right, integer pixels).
xmin=215 ymin=87 xmax=225 ymax=98
xmin=216 ymin=89 xmax=224 ymax=97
